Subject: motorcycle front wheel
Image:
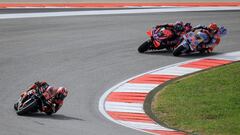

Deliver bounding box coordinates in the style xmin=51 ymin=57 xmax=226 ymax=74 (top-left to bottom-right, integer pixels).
xmin=173 ymin=45 xmax=185 ymax=56
xmin=138 ymin=40 xmax=152 ymax=53
xmin=16 ymin=98 xmax=38 ymax=115
xmin=14 ymin=103 xmax=18 ymax=111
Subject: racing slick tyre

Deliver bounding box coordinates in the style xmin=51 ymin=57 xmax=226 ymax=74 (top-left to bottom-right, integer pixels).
xmin=45 ymin=107 xmax=54 ymax=115
xmin=200 ymin=50 xmax=206 ymax=54
xmin=45 ymin=112 xmax=53 ymax=115
xmin=138 ymin=40 xmax=151 ymax=53
xmin=14 ymin=103 xmax=18 ymax=111
xmin=173 ymin=45 xmax=185 ymax=56
xmin=166 ymin=46 xmax=174 ymax=52
xmin=16 ymin=98 xmax=38 ymax=115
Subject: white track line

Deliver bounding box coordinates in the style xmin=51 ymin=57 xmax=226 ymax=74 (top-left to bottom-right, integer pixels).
xmin=118 ymin=121 xmax=175 ymax=131
xmin=0 ymin=7 xmax=240 ymax=19
xmin=114 ymin=83 xmax=158 ymax=93
xmin=105 ymin=102 xmax=144 ymax=113
xmin=150 ymin=66 xmax=201 ymax=76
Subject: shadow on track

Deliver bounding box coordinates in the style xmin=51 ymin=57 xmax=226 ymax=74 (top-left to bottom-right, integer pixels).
xmin=141 ymin=50 xmax=173 ymax=56
xmin=21 ymin=113 xmax=84 ymax=121
xmin=179 ymin=52 xmax=223 ymax=58
xmin=141 ymin=50 xmax=222 ymax=58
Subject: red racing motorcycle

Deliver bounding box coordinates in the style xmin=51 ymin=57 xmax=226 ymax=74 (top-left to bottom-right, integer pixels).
xmin=138 ymin=27 xmax=178 ymax=53
xmin=14 ymin=87 xmax=54 ymax=115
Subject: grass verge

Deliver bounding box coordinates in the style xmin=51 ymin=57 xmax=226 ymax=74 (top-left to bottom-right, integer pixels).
xmin=151 ymin=62 xmax=240 ymax=135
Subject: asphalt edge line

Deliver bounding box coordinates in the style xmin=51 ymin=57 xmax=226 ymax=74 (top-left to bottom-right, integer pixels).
xmin=1 ymin=7 xmax=240 ymax=20
xmin=0 ymin=2 xmax=240 ymax=8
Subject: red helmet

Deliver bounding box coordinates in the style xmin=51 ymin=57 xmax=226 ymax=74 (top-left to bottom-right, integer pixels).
xmin=208 ymin=23 xmax=219 ymax=33
xmin=56 ymin=87 xmax=68 ymax=100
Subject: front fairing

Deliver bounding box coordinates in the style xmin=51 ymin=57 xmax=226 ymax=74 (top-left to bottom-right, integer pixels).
xmin=148 ymin=27 xmax=173 ymax=48
xmin=146 ymin=29 xmax=152 ymax=37
xmin=146 ymin=28 xmax=161 ymax=48
xmin=180 ymin=39 xmax=190 ymax=51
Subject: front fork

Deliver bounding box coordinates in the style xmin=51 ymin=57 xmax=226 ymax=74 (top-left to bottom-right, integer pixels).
xmin=14 ymin=97 xmax=22 ymax=110
xmin=180 ymin=40 xmax=192 ymax=53
xmin=149 ymin=37 xmax=166 ymax=50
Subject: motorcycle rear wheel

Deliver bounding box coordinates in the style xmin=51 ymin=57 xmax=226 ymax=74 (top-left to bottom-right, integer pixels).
xmin=138 ymin=40 xmax=151 ymax=53
xmin=16 ymin=98 xmax=38 ymax=115
xmin=45 ymin=112 xmax=53 ymax=115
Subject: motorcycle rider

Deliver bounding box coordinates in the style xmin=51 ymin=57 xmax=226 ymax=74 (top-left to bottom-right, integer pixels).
xmin=192 ymin=22 xmax=226 ymax=53
xmin=184 ymin=22 xmax=193 ymax=33
xmin=15 ymin=81 xmax=68 ymax=114
xmin=154 ymin=21 xmax=192 ymax=47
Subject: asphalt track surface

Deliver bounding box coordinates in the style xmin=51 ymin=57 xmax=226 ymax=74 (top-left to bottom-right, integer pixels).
xmin=0 ymin=9 xmax=239 ymax=135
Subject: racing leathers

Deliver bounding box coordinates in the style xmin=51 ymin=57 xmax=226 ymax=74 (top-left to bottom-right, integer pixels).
xmin=192 ymin=25 xmax=221 ymax=53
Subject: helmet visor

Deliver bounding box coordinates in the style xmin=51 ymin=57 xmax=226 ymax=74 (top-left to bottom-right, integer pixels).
xmin=57 ymin=93 xmax=66 ymax=100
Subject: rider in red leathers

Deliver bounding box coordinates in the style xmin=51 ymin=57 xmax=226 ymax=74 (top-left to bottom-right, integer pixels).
xmin=15 ymin=81 xmax=68 ymax=114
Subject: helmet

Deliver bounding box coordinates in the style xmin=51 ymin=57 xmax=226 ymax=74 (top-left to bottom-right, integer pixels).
xmin=175 ymin=21 xmax=184 ymax=25
xmin=184 ymin=23 xmax=192 ymax=31
xmin=56 ymin=87 xmax=68 ymax=100
xmin=174 ymin=21 xmax=184 ymax=31
xmin=208 ymin=23 xmax=219 ymax=33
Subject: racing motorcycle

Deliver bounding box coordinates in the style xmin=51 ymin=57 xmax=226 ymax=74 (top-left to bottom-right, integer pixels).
xmin=172 ymin=26 xmax=227 ymax=56
xmin=138 ymin=27 xmax=178 ymax=53
xmin=172 ymin=31 xmax=207 ymax=56
xmin=14 ymin=87 xmax=54 ymax=115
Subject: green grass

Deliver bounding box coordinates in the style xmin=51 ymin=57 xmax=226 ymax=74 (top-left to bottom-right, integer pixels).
xmin=152 ymin=62 xmax=240 ymax=135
